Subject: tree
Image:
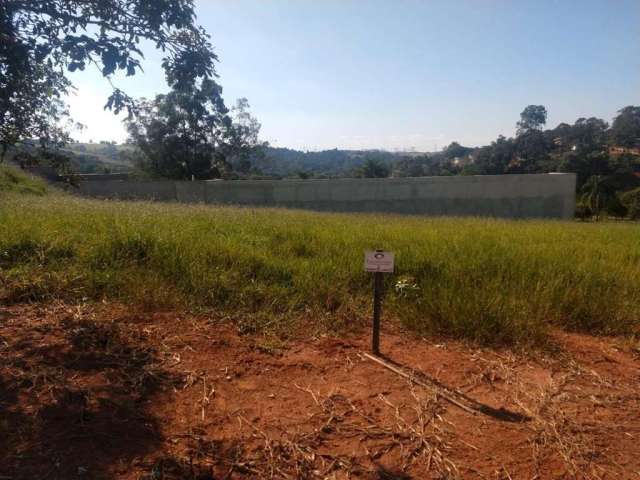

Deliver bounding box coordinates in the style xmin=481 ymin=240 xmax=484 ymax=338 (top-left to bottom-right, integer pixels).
xmin=0 ymin=27 xmax=72 ymax=161
xmin=392 ymin=155 xmax=435 ymax=177
xmin=571 ymin=117 xmax=609 ymax=153
xmin=442 ymin=142 xmax=472 ymax=160
xmin=223 ymin=98 xmax=269 ymax=175
xmin=356 ymin=158 xmax=390 ymax=178
xmin=580 ymin=175 xmax=618 ymax=219
xmin=610 ymin=106 xmax=640 ymax=148
xmin=620 ymin=187 xmax=640 ymax=220
xmin=1 ymin=1 xmax=216 ymax=162
xmin=473 ymin=135 xmax=515 ymax=174
xmin=511 ymin=130 xmax=550 ymax=173
xmin=558 ymin=150 xmax=612 ymax=189
xmin=550 ymin=118 xmax=608 ymax=155
xmin=516 ymin=105 xmax=547 ymax=136
xmin=126 ymin=84 xmax=264 ymax=180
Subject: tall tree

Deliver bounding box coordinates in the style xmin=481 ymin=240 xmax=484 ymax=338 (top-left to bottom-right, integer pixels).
xmin=580 ymin=175 xmax=618 ymax=220
xmin=223 ymin=98 xmax=269 ymax=175
xmin=1 ymin=0 xmax=216 ymax=162
xmin=516 ymin=105 xmax=547 ymax=136
xmin=610 ymin=106 xmax=640 ymax=148
xmin=126 ymin=85 xmax=264 ymax=180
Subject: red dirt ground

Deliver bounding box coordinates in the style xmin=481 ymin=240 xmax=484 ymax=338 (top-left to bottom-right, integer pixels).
xmin=1 ymin=303 xmax=639 ymax=479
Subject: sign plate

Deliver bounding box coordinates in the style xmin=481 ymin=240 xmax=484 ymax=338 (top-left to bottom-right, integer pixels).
xmin=364 ymin=250 xmax=394 ymax=273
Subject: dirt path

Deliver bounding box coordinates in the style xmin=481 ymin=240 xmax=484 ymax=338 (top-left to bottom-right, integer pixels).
xmin=1 ymin=303 xmax=639 ymax=479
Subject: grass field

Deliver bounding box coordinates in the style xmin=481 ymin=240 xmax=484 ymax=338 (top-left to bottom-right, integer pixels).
xmin=1 ymin=165 xmax=639 ymax=345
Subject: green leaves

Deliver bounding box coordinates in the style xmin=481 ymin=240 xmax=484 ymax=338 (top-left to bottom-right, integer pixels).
xmin=1 ymin=0 xmax=218 ymax=157
xmin=516 ymin=105 xmax=548 ymax=136
xmin=610 ymin=106 xmax=640 ymax=148
xmin=104 ymin=89 xmax=136 ymax=117
xmin=125 ymin=83 xmax=263 ymax=180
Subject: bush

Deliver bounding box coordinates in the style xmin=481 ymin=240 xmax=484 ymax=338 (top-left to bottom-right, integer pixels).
xmin=604 ymin=195 xmax=628 ymax=218
xmin=620 ymin=187 xmax=640 ymax=220
xmin=574 ymin=202 xmax=592 ymax=220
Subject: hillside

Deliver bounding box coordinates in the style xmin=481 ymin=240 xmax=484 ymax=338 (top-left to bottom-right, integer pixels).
xmin=63 ymin=142 xmax=135 ymax=173
xmin=61 ymin=143 xmax=432 ymax=177
xmin=0 ymin=163 xmax=48 ymax=194
xmin=252 ymin=147 xmax=426 ymax=177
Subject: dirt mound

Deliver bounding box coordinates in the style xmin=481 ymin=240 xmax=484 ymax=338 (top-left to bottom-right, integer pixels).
xmin=1 ymin=303 xmax=639 ymax=479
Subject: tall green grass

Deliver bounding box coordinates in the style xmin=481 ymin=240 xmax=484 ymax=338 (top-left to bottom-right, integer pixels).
xmin=1 ymin=190 xmax=639 ymax=345
xmin=0 ymin=164 xmax=48 ymax=195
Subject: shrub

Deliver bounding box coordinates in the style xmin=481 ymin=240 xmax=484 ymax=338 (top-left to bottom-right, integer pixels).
xmin=574 ymin=202 xmax=592 ymax=220
xmin=620 ymin=187 xmax=640 ymax=220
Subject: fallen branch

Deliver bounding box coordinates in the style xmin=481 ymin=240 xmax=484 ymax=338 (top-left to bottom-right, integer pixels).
xmin=362 ymin=352 xmax=477 ymax=415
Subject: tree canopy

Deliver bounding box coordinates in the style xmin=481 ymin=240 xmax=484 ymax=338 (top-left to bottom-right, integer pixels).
xmin=610 ymin=106 xmax=640 ymax=148
xmin=356 ymin=158 xmax=391 ymax=178
xmin=1 ymin=0 xmax=216 ymax=159
xmin=516 ymin=105 xmax=547 ymax=136
xmin=126 ymin=84 xmax=265 ymax=180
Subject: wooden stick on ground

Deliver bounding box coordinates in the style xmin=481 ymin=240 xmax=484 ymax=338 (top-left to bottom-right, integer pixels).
xmin=362 ymin=352 xmax=477 ymax=415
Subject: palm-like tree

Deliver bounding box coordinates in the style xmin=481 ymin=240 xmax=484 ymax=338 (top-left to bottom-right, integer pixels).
xmin=581 ymin=175 xmax=616 ymax=220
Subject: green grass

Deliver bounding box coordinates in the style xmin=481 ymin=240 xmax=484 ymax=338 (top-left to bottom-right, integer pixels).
xmin=1 ymin=188 xmax=639 ymax=346
xmin=0 ymin=164 xmax=48 ymax=195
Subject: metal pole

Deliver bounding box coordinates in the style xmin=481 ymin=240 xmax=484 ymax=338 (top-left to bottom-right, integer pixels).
xmin=372 ymin=271 xmax=383 ymax=355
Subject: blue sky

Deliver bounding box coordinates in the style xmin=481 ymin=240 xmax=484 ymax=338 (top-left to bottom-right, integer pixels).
xmin=67 ymin=0 xmax=639 ymax=151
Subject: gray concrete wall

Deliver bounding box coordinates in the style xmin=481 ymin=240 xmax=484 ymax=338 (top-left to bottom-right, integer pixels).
xmin=77 ymin=173 xmax=577 ymax=219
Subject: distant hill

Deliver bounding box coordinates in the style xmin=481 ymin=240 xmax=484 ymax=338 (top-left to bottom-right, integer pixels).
xmin=62 ymin=143 xmax=433 ymax=178
xmin=64 ymin=142 xmax=134 ymax=174
xmin=254 ymin=147 xmax=423 ymax=177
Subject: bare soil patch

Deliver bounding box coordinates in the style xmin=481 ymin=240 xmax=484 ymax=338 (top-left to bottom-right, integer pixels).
xmin=1 ymin=303 xmax=639 ymax=479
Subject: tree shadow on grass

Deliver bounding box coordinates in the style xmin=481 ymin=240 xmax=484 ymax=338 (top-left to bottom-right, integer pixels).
xmin=0 ymin=313 xmax=180 ymax=480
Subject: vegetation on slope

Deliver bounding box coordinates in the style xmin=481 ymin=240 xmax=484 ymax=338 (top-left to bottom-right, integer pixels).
xmin=1 ymin=191 xmax=639 ymax=346
xmin=0 ymin=164 xmax=47 ymax=195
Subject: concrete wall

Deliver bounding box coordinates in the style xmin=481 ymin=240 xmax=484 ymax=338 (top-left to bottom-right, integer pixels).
xmin=74 ymin=173 xmax=130 ymax=182
xmin=78 ymin=173 xmax=577 ymax=219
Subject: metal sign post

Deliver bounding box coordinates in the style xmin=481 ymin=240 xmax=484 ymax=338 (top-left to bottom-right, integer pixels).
xmin=364 ymin=250 xmax=394 ymax=355
xmin=372 ymin=270 xmax=383 ymax=354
